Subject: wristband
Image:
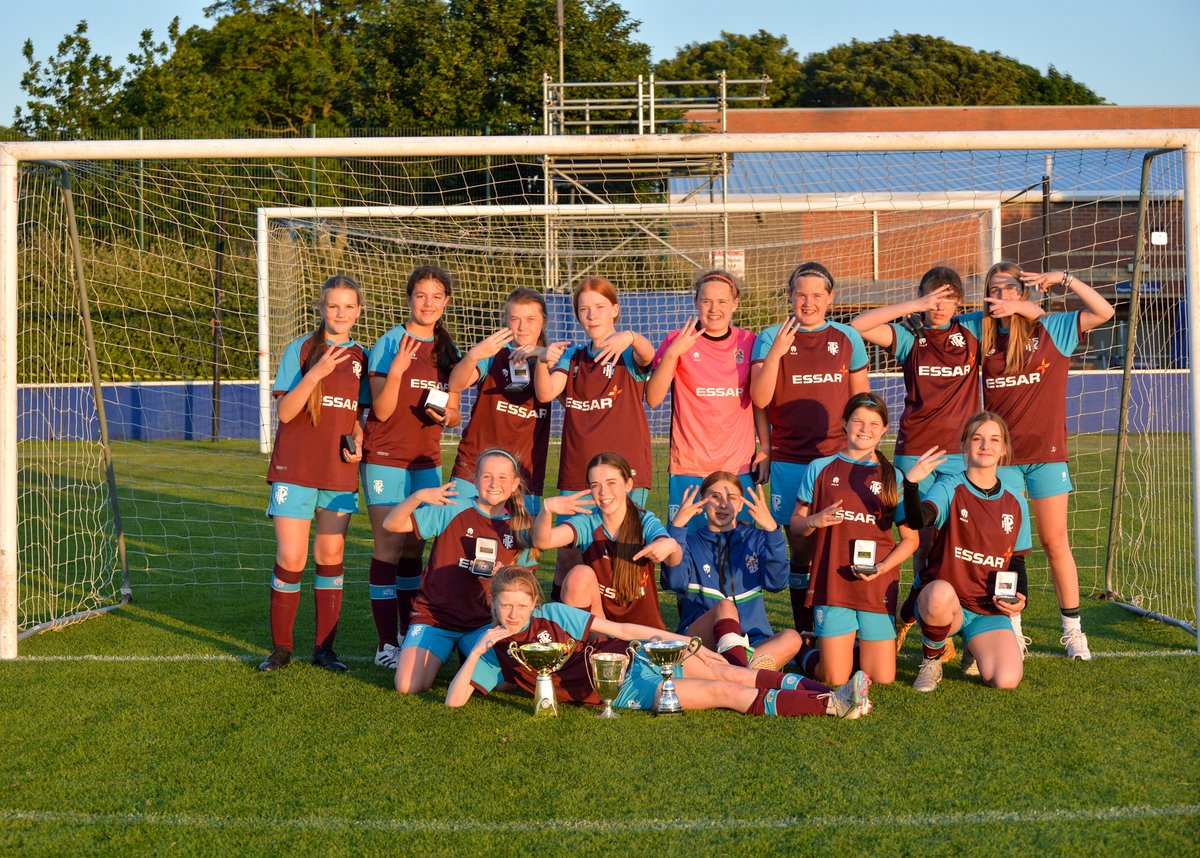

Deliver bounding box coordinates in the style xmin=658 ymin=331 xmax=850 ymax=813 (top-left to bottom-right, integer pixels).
xmin=1061 ymin=271 xmax=1073 ymax=289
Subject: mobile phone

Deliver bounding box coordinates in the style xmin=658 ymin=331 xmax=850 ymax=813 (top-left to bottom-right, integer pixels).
xmin=994 ymin=570 xmax=1020 ymax=604
xmin=340 ymin=433 xmax=356 ymax=456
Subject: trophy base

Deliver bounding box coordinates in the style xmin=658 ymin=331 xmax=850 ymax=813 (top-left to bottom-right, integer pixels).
xmin=652 ymin=681 xmax=685 ymax=715
xmin=533 ymin=673 xmax=559 ymax=717
xmin=596 ymin=703 xmax=620 ymax=719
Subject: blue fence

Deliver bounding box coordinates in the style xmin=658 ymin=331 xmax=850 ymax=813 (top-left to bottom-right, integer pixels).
xmin=17 ymin=369 xmax=1189 ymax=444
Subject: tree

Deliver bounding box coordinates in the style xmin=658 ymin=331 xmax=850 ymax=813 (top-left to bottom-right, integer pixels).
xmin=15 ymin=21 xmax=124 ymax=134
xmin=792 ymin=32 xmax=1104 ymax=107
xmin=654 ymin=30 xmax=803 ymax=107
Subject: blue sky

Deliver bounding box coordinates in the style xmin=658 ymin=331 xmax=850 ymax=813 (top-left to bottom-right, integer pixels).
xmin=6 ymin=0 xmax=1197 ymax=126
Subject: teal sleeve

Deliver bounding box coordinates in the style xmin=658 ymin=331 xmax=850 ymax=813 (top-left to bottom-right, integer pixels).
xmin=273 ymin=338 xmax=305 ymax=393
xmin=469 ymin=646 xmax=504 ymax=693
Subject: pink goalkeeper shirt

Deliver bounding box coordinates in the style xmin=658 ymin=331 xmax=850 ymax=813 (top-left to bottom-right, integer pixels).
xmin=653 ymin=326 xmax=757 ymax=477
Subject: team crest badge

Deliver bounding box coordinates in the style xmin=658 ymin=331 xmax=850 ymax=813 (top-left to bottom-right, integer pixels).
xmin=537 ymin=630 xmax=552 ymax=644
xmin=702 ymin=564 xmax=712 ymax=575
xmin=274 ymin=485 xmax=289 ymax=505
xmin=1027 ymin=337 xmax=1040 ymax=352
xmin=771 ymin=493 xmax=781 ymax=512
xmin=603 ymin=363 xmax=615 ymax=378
xmin=827 ymin=342 xmax=840 ymax=356
xmin=745 ymin=553 xmax=759 ymax=573
xmin=870 ymin=480 xmax=882 ymax=496
xmin=352 ymin=360 xmax=362 ymax=378
xmin=372 ymin=479 xmax=384 ymax=495
xmin=735 ymin=348 xmax=745 ymax=364
xmin=502 ymin=533 xmax=514 ymax=549
xmin=949 ymin=332 xmax=966 ymax=348
xmin=1001 ymin=513 xmax=1014 ymax=534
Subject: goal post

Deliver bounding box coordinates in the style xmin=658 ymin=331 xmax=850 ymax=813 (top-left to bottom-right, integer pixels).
xmin=2 ymin=129 xmax=1199 ymax=658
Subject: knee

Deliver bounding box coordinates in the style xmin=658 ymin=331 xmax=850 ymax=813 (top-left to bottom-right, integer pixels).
xmin=395 ymin=667 xmax=430 ymax=695
xmin=714 ymin=599 xmax=739 ymax=622
xmin=985 ymin=663 xmax=1023 ymax=690
xmin=312 ymin=545 xmax=345 ymax=566
xmin=399 ymin=536 xmax=425 ymax=560
xmin=561 ymin=565 xmax=597 ymax=601
xmin=919 ymin=581 xmax=957 ymax=620
xmin=275 ymin=550 xmax=307 ymax=573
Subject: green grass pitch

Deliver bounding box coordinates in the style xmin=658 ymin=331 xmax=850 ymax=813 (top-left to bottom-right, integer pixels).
xmin=2 ymin=439 xmax=1198 ymax=854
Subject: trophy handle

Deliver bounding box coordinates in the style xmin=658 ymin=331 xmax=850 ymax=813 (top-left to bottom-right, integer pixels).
xmin=583 ymin=644 xmax=598 ymax=696
xmin=680 ymin=636 xmax=703 ymax=665
xmin=628 ymin=640 xmax=643 ymax=656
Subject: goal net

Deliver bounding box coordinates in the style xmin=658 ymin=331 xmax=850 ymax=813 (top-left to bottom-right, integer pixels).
xmin=3 ymin=131 xmax=1197 ymax=656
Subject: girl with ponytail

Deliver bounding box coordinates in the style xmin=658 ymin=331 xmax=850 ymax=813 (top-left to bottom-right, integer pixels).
xmin=260 ymin=274 xmax=368 ymax=673
xmin=362 ymin=264 xmax=462 ymax=670
xmin=382 ymin=448 xmax=537 ymax=694
xmin=533 ymin=452 xmax=680 ymax=630
xmin=789 ymin=392 xmax=919 ymax=686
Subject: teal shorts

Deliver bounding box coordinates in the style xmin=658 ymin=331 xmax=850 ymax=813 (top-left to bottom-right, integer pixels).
xmin=613 ymin=647 xmax=683 ymax=711
xmin=895 ymin=453 xmax=967 ymax=495
xmin=999 ymin=462 xmax=1072 ymax=500
xmin=668 ymin=472 xmax=756 ymax=532
xmin=768 ymin=460 xmax=812 ymax=526
xmin=916 ymin=602 xmax=1014 ymax=642
xmin=267 ymin=482 xmax=358 ymax=519
xmin=451 ymin=476 xmax=542 ymax=515
xmin=813 ymin=605 xmax=897 ymax=642
xmin=361 ymin=463 xmax=442 ymax=506
xmin=400 ymin=623 xmax=488 ymax=663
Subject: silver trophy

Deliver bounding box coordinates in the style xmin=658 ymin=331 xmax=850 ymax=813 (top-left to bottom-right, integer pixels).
xmin=508 ymin=640 xmax=575 ymax=717
xmin=584 ymin=648 xmax=632 ymax=719
xmin=630 ymin=637 xmax=702 ymax=716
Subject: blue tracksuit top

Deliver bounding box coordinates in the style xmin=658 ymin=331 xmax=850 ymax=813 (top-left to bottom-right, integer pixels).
xmin=661 ymin=523 xmax=789 ymax=645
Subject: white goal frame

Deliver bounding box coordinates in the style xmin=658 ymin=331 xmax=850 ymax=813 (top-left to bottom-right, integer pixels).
xmin=2 ymin=129 xmax=1199 ymax=658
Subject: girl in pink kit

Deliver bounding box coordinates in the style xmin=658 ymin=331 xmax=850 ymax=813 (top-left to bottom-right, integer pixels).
xmin=750 ymin=261 xmax=870 ymax=633
xmin=646 ymin=269 xmax=769 ymax=527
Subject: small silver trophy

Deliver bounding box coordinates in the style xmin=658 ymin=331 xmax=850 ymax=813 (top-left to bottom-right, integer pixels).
xmin=585 ymin=648 xmax=632 ymax=719
xmin=630 ymin=637 xmax=702 ymax=716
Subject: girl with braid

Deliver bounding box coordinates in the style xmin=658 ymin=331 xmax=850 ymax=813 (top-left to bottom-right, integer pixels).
xmin=362 ymin=265 xmax=461 ymax=669
xmin=260 ymin=274 xmax=369 ymax=673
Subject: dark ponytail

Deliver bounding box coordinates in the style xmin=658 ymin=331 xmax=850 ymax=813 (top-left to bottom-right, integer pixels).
xmin=587 ymin=452 xmax=645 ymax=606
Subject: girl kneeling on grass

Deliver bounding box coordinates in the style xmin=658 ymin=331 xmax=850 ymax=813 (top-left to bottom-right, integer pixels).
xmin=383 ymin=449 xmax=537 ymax=694
xmin=533 ymin=452 xmax=677 ymax=630
xmin=445 ymin=566 xmax=873 ymax=719
xmin=902 ymin=412 xmax=1032 ymax=692
xmin=662 ymin=474 xmax=802 ymax=670
xmin=790 ymin=392 xmax=920 ymax=687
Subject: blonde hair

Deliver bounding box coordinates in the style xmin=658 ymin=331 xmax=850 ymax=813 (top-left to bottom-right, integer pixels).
xmin=489 ymin=565 xmax=541 ymax=624
xmin=304 ymin=274 xmax=363 ymax=426
xmin=476 ymin=449 xmax=540 ymax=563
xmin=982 ymin=261 xmax=1034 ymax=376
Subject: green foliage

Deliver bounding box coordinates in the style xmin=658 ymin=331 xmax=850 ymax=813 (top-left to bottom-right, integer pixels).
xmin=654 ymin=30 xmax=804 ymax=107
xmin=793 ymin=32 xmax=1105 ymax=107
xmin=15 ymin=22 xmax=124 ymax=132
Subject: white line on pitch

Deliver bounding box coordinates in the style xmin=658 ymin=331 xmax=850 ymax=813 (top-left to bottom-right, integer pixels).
xmin=2 ymin=804 xmax=1197 ymax=834
xmin=9 ymin=649 xmax=1197 ymax=664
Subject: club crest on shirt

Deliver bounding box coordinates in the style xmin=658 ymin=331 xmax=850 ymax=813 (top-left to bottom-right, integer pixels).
xmin=372 ymin=479 xmax=384 ymax=495
xmin=536 ymin=630 xmax=553 ymax=644
xmin=603 ymin=363 xmax=615 ymax=378
xmin=274 ymin=484 xmax=289 ymax=505
xmin=1026 ymin=337 xmax=1040 ymax=352
xmin=1001 ymin=513 xmax=1014 ymax=534
xmin=502 ymin=533 xmax=514 ymax=549
xmin=827 ymin=342 xmax=840 ymax=356
xmin=702 ymin=563 xmax=712 ymax=575
xmin=771 ymin=493 xmax=782 ymax=512
xmin=745 ymin=553 xmax=759 ymax=573
xmin=352 ymin=360 xmax=362 ymax=378
xmin=735 ymin=348 xmax=745 ymax=364
xmin=870 ymin=480 xmax=882 ymax=496
xmin=949 ymin=332 xmax=966 ymax=348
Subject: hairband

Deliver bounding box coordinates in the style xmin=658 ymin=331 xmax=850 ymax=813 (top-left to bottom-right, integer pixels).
xmin=697 ymin=272 xmax=739 ymax=293
xmin=789 ymin=266 xmax=833 ymax=290
xmin=478 ymin=448 xmax=521 ymax=471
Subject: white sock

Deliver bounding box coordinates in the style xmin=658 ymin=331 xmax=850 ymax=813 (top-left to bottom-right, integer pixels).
xmin=1010 ymin=613 xmax=1024 ymax=639
xmin=1061 ymin=614 xmax=1082 ymax=634
xmin=716 ymin=632 xmax=750 ymax=654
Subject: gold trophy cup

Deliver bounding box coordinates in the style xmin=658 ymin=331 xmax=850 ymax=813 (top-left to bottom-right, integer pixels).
xmin=584 ymin=648 xmax=632 ymax=719
xmin=508 ymin=640 xmax=575 ymax=716
xmin=630 ymin=637 xmax=703 ymax=715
